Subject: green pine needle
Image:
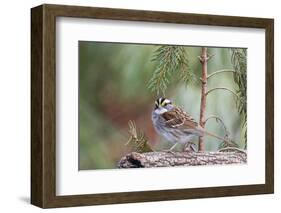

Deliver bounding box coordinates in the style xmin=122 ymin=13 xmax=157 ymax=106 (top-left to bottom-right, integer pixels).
xmin=230 ymin=48 xmax=247 ymax=147
xmin=148 ymin=46 xmax=195 ymax=95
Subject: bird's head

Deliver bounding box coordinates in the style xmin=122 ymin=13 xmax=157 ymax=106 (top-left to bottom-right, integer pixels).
xmin=154 ymin=97 xmax=174 ymax=114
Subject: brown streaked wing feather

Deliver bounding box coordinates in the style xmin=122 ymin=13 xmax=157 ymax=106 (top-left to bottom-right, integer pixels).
xmin=162 ymin=106 xmax=199 ymax=129
xmin=162 ymin=110 xmax=184 ymax=128
xmin=177 ymin=107 xmax=200 ymax=129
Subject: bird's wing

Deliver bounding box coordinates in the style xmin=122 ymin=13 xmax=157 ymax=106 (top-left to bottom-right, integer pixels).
xmin=161 ymin=107 xmax=199 ymax=130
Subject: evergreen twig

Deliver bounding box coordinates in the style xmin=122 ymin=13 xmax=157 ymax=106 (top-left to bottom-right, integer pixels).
xmin=230 ymin=48 xmax=247 ymax=148
xmin=148 ymin=46 xmax=195 ymax=95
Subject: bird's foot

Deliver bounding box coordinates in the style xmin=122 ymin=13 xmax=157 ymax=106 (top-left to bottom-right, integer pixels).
xmin=183 ymin=141 xmax=197 ymax=152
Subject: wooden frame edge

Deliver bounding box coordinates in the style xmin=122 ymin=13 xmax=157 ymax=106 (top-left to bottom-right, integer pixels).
xmin=265 ymin=18 xmax=274 ymax=194
xmin=31 ymin=5 xmax=44 ymax=207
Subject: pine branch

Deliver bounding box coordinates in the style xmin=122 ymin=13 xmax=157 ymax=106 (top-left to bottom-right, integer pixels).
xmin=230 ymin=49 xmax=247 ymax=115
xmin=148 ymin=46 xmax=195 ymax=95
xmin=230 ymin=48 xmax=247 ymax=147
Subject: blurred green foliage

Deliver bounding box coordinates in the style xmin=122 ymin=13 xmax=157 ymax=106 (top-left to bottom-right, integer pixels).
xmin=79 ymin=41 xmax=246 ymax=170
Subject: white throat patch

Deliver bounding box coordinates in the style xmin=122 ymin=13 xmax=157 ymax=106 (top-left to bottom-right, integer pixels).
xmin=154 ymin=107 xmax=168 ymax=114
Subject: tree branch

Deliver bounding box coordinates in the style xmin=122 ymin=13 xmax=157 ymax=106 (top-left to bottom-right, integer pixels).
xmin=204 ymin=115 xmax=229 ymax=136
xmin=207 ymin=69 xmax=235 ymax=80
xmin=198 ymin=47 xmax=208 ymax=151
xmin=206 ymin=87 xmax=238 ymax=98
xmin=118 ymin=149 xmax=247 ymax=168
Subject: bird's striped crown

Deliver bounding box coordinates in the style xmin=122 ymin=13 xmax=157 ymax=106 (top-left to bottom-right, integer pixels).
xmin=155 ymin=97 xmax=172 ymax=109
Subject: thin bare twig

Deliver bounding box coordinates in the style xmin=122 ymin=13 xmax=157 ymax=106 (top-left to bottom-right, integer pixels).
xmin=207 ymin=69 xmax=235 ymax=79
xmin=204 ymin=115 xmax=230 ymax=136
xmin=206 ymin=87 xmax=238 ymax=98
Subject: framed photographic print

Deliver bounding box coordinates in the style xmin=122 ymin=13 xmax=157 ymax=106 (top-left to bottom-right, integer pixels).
xmin=31 ymin=4 xmax=274 ymax=208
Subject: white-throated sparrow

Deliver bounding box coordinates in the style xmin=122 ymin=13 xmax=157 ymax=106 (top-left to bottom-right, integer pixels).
xmin=152 ymin=97 xmax=231 ymax=150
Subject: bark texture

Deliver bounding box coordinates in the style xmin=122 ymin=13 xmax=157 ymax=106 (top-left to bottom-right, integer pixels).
xmin=118 ymin=148 xmax=247 ymax=168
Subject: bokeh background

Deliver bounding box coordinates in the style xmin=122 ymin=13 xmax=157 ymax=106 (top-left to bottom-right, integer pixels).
xmin=79 ymin=41 xmax=246 ymax=170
